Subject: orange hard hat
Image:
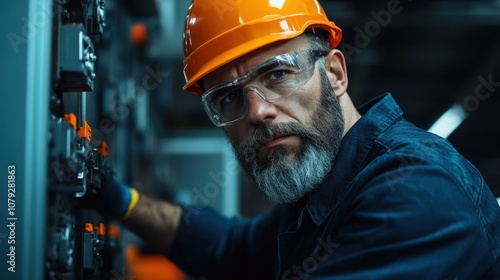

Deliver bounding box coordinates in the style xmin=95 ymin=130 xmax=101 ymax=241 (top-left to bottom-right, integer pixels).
xmin=182 ymin=0 xmax=342 ymax=96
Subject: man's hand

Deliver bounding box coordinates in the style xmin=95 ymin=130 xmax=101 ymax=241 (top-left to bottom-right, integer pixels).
xmin=86 ymin=178 xmax=139 ymax=220
xmin=84 ymin=177 xmax=182 ymax=254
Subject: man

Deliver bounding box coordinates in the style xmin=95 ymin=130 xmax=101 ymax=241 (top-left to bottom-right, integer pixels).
xmin=98 ymin=0 xmax=500 ymax=279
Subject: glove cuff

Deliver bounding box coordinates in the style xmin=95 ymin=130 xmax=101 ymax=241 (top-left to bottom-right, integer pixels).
xmin=98 ymin=179 xmax=139 ymax=220
xmin=121 ymin=188 xmax=140 ymax=220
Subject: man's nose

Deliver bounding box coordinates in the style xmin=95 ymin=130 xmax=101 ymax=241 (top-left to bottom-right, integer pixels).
xmin=245 ymin=89 xmax=278 ymax=125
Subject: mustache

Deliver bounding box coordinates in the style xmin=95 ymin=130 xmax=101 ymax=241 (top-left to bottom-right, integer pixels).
xmin=242 ymin=122 xmax=322 ymax=155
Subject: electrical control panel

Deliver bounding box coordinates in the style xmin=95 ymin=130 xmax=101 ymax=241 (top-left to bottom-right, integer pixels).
xmin=1 ymin=0 xmax=172 ymax=279
xmin=46 ymin=1 xmax=122 ymax=279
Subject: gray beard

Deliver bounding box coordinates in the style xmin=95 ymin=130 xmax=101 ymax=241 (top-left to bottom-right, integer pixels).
xmin=227 ymin=68 xmax=345 ymax=204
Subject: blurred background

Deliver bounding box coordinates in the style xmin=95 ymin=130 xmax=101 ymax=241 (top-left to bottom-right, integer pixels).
xmin=0 ymin=0 xmax=499 ymax=279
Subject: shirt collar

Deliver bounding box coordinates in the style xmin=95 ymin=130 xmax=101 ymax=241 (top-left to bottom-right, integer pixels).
xmin=304 ymin=93 xmax=404 ymax=226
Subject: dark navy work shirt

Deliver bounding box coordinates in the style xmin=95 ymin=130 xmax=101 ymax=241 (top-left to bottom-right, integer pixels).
xmin=168 ymin=93 xmax=500 ymax=279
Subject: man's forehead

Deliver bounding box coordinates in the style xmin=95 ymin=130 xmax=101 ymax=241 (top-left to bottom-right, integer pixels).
xmin=203 ymin=36 xmax=309 ymax=89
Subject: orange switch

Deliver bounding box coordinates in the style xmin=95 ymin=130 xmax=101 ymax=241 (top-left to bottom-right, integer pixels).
xmin=94 ymin=223 xmax=106 ymax=236
xmin=64 ymin=113 xmax=77 ymax=130
xmin=78 ymin=121 xmax=91 ymax=142
xmin=98 ymin=141 xmax=109 ymax=158
xmin=84 ymin=223 xmax=94 ymax=233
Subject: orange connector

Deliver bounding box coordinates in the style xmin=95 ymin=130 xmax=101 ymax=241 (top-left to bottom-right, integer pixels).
xmin=94 ymin=223 xmax=106 ymax=236
xmin=84 ymin=223 xmax=94 ymax=233
xmin=64 ymin=113 xmax=77 ymax=130
xmin=98 ymin=141 xmax=109 ymax=158
xmin=78 ymin=121 xmax=92 ymax=142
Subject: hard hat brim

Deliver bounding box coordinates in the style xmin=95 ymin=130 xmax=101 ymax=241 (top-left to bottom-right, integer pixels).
xmin=183 ymin=18 xmax=342 ymax=96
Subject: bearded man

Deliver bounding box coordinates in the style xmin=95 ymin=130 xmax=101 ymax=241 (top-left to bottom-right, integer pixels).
xmin=95 ymin=0 xmax=500 ymax=279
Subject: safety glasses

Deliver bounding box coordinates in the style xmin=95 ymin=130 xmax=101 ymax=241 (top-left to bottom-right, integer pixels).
xmin=202 ymin=49 xmax=327 ymax=127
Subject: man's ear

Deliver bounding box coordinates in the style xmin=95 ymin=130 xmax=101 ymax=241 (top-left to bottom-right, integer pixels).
xmin=324 ymin=49 xmax=348 ymax=97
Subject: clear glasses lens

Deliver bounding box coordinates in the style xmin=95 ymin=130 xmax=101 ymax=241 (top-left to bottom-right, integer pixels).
xmin=202 ymin=49 xmax=325 ymax=126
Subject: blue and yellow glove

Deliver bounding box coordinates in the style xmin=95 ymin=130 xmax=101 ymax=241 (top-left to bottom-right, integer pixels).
xmin=93 ymin=178 xmax=140 ymax=220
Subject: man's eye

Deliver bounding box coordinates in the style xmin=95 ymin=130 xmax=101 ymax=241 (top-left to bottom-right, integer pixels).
xmin=269 ymin=69 xmax=288 ymax=80
xmin=223 ymin=92 xmax=237 ymax=103
xmin=218 ymin=90 xmax=240 ymax=105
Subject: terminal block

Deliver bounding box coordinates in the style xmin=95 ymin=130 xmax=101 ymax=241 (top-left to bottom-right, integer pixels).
xmin=58 ymin=23 xmax=96 ymax=92
xmin=46 ymin=212 xmax=75 ymax=274
xmin=48 ymin=115 xmax=85 ymax=194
